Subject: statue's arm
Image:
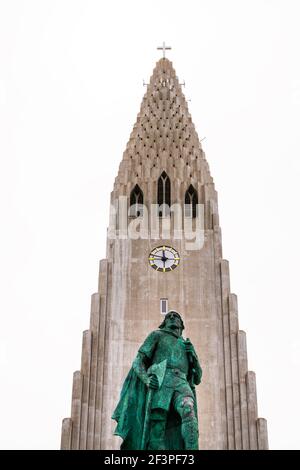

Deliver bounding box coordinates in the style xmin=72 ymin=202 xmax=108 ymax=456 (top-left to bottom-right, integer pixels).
xmin=132 ymin=331 xmax=160 ymax=389
xmin=192 ymin=353 xmax=202 ymax=385
xmin=185 ymin=340 xmax=202 ymax=385
xmin=132 ymin=352 xmax=150 ymax=387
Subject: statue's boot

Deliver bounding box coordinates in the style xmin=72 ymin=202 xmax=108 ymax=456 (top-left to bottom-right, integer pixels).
xmin=182 ymin=416 xmax=199 ymax=450
xmin=148 ymin=410 xmax=167 ymax=450
xmin=148 ymin=438 xmax=166 ymax=450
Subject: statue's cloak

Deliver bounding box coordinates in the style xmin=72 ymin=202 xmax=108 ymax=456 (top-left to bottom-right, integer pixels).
xmin=112 ymin=366 xmax=185 ymax=450
xmin=112 ymin=367 xmax=148 ymax=450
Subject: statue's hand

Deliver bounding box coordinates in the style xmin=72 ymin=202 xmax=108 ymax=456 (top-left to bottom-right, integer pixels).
xmin=184 ymin=339 xmax=196 ymax=356
xmin=147 ymin=374 xmax=159 ymax=390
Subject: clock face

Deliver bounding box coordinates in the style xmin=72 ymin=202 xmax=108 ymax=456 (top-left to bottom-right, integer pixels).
xmin=148 ymin=246 xmax=180 ymax=272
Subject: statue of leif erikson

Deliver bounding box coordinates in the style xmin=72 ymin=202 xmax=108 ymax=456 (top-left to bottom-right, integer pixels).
xmin=112 ymin=311 xmax=202 ymax=450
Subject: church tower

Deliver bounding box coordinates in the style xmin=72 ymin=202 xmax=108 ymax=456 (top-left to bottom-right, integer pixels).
xmin=60 ymin=53 xmax=268 ymax=450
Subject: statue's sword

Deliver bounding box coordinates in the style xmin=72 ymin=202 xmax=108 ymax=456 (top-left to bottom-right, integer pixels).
xmin=141 ymin=359 xmax=167 ymax=450
xmin=185 ymin=337 xmax=198 ymax=418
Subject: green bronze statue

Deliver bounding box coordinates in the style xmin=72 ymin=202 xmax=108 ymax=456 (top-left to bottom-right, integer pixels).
xmin=112 ymin=311 xmax=202 ymax=450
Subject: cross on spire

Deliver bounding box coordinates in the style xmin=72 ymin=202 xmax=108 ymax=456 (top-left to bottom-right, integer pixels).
xmin=157 ymin=42 xmax=171 ymax=59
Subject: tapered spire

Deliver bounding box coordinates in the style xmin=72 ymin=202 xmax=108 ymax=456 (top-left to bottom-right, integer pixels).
xmin=114 ymin=59 xmax=212 ymax=191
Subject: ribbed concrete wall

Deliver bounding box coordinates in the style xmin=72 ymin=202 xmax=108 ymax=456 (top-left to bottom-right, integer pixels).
xmin=61 ymin=58 xmax=268 ymax=450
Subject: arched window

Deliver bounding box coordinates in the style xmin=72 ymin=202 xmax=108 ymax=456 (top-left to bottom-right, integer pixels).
xmin=129 ymin=184 xmax=143 ymax=217
xmin=185 ymin=184 xmax=198 ymax=218
xmin=157 ymin=171 xmax=171 ymax=217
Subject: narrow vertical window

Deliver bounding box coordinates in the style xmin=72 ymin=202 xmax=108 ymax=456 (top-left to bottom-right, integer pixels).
xmin=157 ymin=171 xmax=171 ymax=217
xmin=160 ymin=298 xmax=168 ymax=315
xmin=185 ymin=184 xmax=198 ymax=218
xmin=129 ymin=184 xmax=143 ymax=217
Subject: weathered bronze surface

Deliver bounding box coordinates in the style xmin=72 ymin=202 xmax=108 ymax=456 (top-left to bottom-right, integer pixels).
xmin=112 ymin=311 xmax=202 ymax=450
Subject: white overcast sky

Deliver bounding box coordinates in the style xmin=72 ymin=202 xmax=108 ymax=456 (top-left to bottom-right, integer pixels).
xmin=0 ymin=0 xmax=299 ymax=450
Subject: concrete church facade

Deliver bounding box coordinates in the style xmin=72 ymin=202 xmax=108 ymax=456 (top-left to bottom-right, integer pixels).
xmin=60 ymin=54 xmax=268 ymax=450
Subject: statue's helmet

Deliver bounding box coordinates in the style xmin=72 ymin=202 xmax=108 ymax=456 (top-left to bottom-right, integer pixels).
xmin=159 ymin=310 xmax=185 ymax=331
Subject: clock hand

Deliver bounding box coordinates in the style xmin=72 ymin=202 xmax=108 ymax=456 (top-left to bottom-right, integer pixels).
xmin=150 ymin=255 xmax=179 ymax=261
xmin=162 ymin=248 xmax=166 ymax=267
